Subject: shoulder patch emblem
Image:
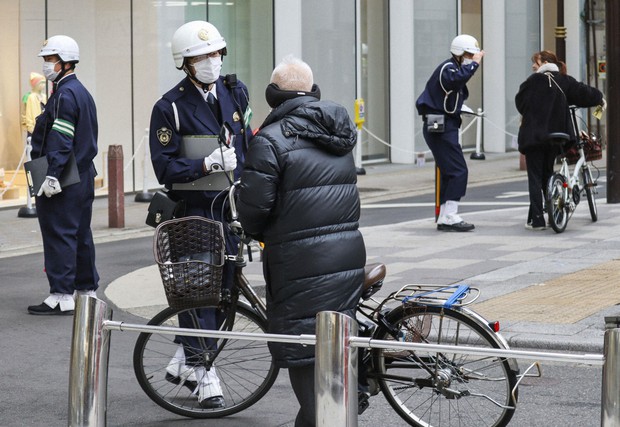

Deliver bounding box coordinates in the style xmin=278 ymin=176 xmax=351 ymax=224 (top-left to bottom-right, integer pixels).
xmin=157 ymin=127 xmax=172 ymax=145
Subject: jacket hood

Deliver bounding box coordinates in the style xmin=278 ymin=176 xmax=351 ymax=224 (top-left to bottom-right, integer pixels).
xmin=262 ymin=96 xmax=357 ymax=156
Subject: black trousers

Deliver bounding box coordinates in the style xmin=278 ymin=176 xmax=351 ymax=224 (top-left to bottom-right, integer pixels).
xmin=289 ymin=364 xmax=316 ymax=427
xmin=525 ymin=146 xmax=559 ymax=227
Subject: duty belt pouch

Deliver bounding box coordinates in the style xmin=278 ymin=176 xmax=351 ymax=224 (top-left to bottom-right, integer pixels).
xmin=146 ymin=191 xmax=186 ymax=228
xmin=426 ymin=114 xmax=445 ymax=133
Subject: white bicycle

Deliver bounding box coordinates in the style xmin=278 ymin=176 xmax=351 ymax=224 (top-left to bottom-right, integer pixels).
xmin=546 ymin=106 xmax=602 ymax=233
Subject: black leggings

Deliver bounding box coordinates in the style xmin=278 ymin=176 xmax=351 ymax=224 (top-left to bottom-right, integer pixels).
xmin=289 ymin=364 xmax=316 ymax=427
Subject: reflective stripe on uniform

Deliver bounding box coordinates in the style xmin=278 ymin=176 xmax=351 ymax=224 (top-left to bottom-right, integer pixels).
xmin=52 ymin=118 xmax=75 ymax=137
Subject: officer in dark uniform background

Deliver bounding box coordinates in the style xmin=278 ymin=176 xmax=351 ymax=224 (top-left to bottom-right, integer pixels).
xmin=149 ymin=20 xmax=252 ymax=409
xmin=28 ymin=35 xmax=99 ymax=315
xmin=416 ymin=34 xmax=484 ymax=232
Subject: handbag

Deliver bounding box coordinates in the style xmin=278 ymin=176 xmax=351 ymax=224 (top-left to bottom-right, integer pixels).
xmin=145 ymin=191 xmax=186 ymax=228
xmin=426 ymin=114 xmax=445 ymax=133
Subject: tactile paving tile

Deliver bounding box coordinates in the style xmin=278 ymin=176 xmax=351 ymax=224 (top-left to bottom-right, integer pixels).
xmin=474 ymin=259 xmax=620 ymax=324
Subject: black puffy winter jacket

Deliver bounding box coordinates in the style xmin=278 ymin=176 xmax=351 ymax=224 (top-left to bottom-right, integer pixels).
xmin=237 ymin=96 xmax=366 ymax=368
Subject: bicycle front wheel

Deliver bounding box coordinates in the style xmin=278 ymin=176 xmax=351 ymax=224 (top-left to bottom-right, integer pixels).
xmin=547 ymin=172 xmax=569 ymax=233
xmin=133 ymin=301 xmax=279 ymax=418
xmin=372 ymin=305 xmax=518 ymax=427
xmin=582 ymin=165 xmax=598 ymax=222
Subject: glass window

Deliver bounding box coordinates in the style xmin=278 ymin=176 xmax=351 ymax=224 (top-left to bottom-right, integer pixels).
xmin=360 ymin=0 xmax=390 ymax=162
xmin=505 ymin=0 xmax=540 ymax=150
xmin=301 ymin=1 xmax=356 ymax=121
xmin=6 ymin=0 xmax=273 ymax=199
xmin=413 ymin=1 xmax=458 ymax=153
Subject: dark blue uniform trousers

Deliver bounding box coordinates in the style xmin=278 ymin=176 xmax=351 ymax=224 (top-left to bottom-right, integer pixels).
xmin=175 ymin=200 xmax=238 ymax=363
xmin=423 ymin=120 xmax=468 ymax=204
xmin=36 ymin=166 xmax=99 ymax=294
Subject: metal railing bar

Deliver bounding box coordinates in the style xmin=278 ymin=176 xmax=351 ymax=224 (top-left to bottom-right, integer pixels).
xmin=103 ymin=320 xmax=604 ymax=366
xmin=103 ymin=320 xmax=316 ymax=346
xmin=349 ymin=337 xmax=605 ymax=366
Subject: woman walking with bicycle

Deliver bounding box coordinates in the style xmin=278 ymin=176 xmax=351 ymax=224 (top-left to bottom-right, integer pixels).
xmin=515 ymin=50 xmax=604 ymax=230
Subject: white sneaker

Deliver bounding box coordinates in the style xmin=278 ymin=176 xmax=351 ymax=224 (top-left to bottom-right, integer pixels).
xmin=194 ymin=366 xmax=225 ymax=409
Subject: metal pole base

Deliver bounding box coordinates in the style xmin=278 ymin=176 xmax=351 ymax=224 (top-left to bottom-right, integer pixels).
xmin=356 ymin=167 xmax=366 ymax=175
xmin=134 ymin=192 xmax=154 ymax=203
xmin=17 ymin=206 xmax=37 ymax=218
xmin=470 ymin=152 xmax=486 ymax=160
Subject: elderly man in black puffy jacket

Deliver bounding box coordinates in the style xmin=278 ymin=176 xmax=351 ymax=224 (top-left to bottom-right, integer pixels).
xmin=238 ymin=55 xmax=366 ymax=427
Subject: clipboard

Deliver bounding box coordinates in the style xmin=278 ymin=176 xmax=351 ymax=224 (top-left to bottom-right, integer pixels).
xmin=24 ymin=152 xmax=81 ymax=197
xmin=172 ymin=134 xmax=233 ymax=191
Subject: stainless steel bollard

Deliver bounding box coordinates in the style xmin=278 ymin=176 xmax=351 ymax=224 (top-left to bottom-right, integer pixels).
xmin=68 ymin=295 xmax=113 ymax=426
xmin=601 ymin=328 xmax=620 ymax=426
xmin=315 ymin=311 xmax=358 ymax=426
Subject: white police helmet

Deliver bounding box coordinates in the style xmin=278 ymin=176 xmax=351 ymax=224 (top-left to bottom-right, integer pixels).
xmin=171 ymin=21 xmax=227 ymax=69
xmin=38 ymin=35 xmax=80 ymax=63
xmin=450 ymin=34 xmax=480 ymax=56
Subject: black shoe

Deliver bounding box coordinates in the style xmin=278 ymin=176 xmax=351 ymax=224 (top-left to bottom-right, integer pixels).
xmin=437 ymin=221 xmax=475 ymax=232
xmin=199 ymin=395 xmax=225 ymax=409
xmin=27 ymin=302 xmax=74 ymax=316
xmin=358 ymin=392 xmax=370 ymax=415
xmin=165 ymin=372 xmax=197 ymax=391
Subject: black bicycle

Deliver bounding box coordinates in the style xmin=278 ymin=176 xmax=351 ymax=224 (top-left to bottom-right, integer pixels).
xmin=133 ymin=184 xmax=535 ymax=425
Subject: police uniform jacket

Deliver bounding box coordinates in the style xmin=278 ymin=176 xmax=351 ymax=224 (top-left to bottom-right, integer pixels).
xmin=416 ymin=57 xmax=479 ymax=126
xmin=149 ymin=76 xmax=251 ymax=207
xmin=237 ymin=96 xmax=366 ymax=368
xmin=515 ymin=71 xmax=603 ymax=154
xmin=31 ymin=74 xmax=98 ymax=174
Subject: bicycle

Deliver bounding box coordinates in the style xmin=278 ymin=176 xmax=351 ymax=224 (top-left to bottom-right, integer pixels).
xmin=356 ymin=268 xmax=539 ymax=427
xmin=132 ymin=185 xmax=279 ymax=418
xmin=546 ymin=105 xmax=602 ymax=233
xmin=133 ymin=184 xmax=537 ymax=425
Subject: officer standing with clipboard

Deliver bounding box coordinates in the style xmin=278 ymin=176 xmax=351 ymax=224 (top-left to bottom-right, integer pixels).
xmin=148 ymin=20 xmax=252 ymax=410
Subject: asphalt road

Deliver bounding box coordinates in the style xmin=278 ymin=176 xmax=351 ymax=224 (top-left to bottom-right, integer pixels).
xmin=0 ymin=174 xmax=606 ymax=426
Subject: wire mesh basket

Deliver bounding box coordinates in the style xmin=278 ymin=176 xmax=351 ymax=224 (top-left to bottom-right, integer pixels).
xmin=153 ymin=216 xmax=225 ymax=309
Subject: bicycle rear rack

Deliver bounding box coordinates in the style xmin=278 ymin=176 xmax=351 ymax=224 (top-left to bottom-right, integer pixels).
xmin=394 ymin=284 xmax=481 ymax=308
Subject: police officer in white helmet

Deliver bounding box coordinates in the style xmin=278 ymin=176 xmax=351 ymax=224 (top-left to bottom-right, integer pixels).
xmin=28 ymin=35 xmax=100 ymax=315
xmin=416 ymin=35 xmax=484 ymax=232
xmin=149 ymin=21 xmax=253 ymax=410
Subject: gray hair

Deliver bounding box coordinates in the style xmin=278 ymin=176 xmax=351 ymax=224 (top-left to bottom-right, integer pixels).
xmin=270 ymin=55 xmax=313 ymax=92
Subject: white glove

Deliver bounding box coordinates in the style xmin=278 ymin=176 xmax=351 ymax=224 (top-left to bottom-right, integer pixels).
xmin=37 ymin=176 xmax=62 ymax=198
xmin=204 ymin=146 xmax=237 ymax=173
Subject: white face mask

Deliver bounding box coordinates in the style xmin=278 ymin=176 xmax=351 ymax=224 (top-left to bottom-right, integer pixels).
xmin=193 ymin=56 xmax=222 ymax=84
xmin=462 ymin=58 xmax=474 ymax=66
xmin=42 ymin=61 xmax=60 ymax=81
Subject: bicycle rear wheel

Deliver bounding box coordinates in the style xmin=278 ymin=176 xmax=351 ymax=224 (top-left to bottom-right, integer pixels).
xmin=133 ymin=301 xmax=278 ymax=418
xmin=547 ymin=172 xmax=569 ymax=233
xmin=372 ymin=305 xmax=518 ymax=427
xmin=582 ymin=165 xmax=598 ymax=222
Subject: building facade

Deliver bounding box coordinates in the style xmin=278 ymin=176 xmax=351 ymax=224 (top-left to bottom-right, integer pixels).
xmin=0 ymin=0 xmax=606 ymax=199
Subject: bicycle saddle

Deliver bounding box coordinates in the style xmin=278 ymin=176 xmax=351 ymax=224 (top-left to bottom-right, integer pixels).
xmin=362 ymin=263 xmax=386 ymax=299
xmin=546 ymin=132 xmax=570 ymax=144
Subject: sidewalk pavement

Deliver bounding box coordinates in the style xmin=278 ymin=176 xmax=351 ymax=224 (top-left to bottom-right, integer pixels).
xmin=2 ymin=151 xmax=619 ymax=354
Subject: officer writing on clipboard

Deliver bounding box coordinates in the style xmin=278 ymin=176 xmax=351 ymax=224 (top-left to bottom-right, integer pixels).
xmin=149 ymin=21 xmax=252 ymax=409
xmin=416 ymin=35 xmax=484 ymax=232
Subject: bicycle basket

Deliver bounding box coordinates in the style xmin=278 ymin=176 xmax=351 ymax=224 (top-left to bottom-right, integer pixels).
xmin=153 ymin=216 xmax=225 ymax=309
xmin=566 ymin=133 xmax=603 ymax=165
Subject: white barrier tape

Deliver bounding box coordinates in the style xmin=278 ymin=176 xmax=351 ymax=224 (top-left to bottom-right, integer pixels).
xmin=361 ymin=114 xmax=519 ymax=157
